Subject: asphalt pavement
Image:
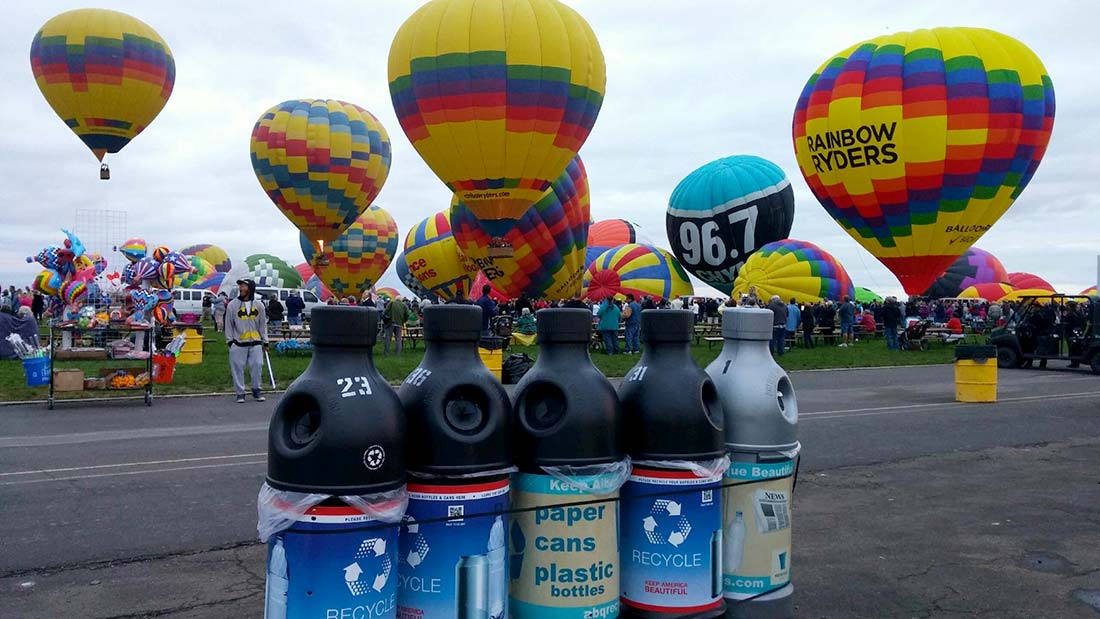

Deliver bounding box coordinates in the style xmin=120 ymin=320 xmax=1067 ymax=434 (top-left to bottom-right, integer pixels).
xmin=1 ymin=364 xmax=1099 ymax=618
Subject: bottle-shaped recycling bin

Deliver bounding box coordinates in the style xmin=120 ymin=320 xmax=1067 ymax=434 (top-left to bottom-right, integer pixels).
xmin=510 ymin=308 xmax=624 ymax=619
xmin=706 ymin=307 xmax=799 ymax=619
xmin=263 ymin=306 xmax=405 ymax=619
xmin=397 ymin=305 xmax=512 ymax=619
xmin=618 ymin=310 xmax=727 ymax=619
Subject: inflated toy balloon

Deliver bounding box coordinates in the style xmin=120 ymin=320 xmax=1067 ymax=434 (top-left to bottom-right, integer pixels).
xmin=301 ymin=205 xmax=400 ymax=298
xmin=27 ymin=245 xmax=68 ymax=273
xmin=793 ymin=27 xmax=1055 ymax=295
xmin=90 ymin=253 xmax=108 ymax=275
xmin=150 ymin=246 xmax=170 ymax=262
xmin=180 ymin=244 xmax=232 ymax=273
xmin=403 ymin=212 xmax=479 ymax=302
xmin=61 ymin=279 xmax=88 ymax=306
xmin=451 ymin=155 xmax=591 ymax=300
xmin=162 ymin=251 xmax=193 ymax=274
xmin=30 ymin=9 xmax=174 ymax=169
xmin=119 ymin=238 xmax=147 ymax=263
xmin=923 ymin=247 xmax=1008 ymax=299
xmin=732 ymin=239 xmax=855 ymax=303
xmin=72 ymin=265 xmax=98 ymax=283
xmin=128 ymin=288 xmax=158 ymax=323
xmin=133 ymin=256 xmax=160 ymax=283
xmin=668 ymin=155 xmax=795 ymax=294
xmin=251 ymin=99 xmax=392 ymax=253
xmin=33 ymin=269 xmax=63 ymax=296
xmin=388 ymin=0 xmax=605 ymax=237
xmin=583 ymin=244 xmax=693 ymax=302
xmin=154 ymin=261 xmax=176 ymax=290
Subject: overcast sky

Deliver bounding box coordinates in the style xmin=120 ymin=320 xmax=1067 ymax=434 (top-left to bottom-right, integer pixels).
xmin=3 ymin=0 xmax=1097 ymax=297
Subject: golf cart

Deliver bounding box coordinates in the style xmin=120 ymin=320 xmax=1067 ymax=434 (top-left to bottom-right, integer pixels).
xmin=988 ymin=294 xmax=1100 ymax=374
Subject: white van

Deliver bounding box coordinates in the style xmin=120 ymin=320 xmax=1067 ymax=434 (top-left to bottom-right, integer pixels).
xmin=255 ymin=287 xmax=324 ymax=320
xmin=172 ymin=288 xmax=216 ymax=316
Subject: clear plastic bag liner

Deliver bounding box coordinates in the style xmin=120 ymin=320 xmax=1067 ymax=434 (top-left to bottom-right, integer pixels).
xmin=407 ymin=465 xmax=518 ymax=480
xmin=538 ymin=457 xmax=632 ymax=496
xmin=632 ymin=455 xmax=730 ymax=480
xmin=778 ymin=442 xmax=802 ymax=461
xmin=257 ymin=482 xmax=408 ymax=542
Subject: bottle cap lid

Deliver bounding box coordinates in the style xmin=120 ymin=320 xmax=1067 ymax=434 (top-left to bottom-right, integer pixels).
xmin=310 ymin=306 xmax=377 ymax=347
xmin=641 ymin=309 xmax=693 ymax=343
xmin=422 ymin=305 xmax=481 ymax=342
xmin=536 ymin=308 xmax=592 ymax=343
xmin=721 ymin=307 xmax=773 ymax=341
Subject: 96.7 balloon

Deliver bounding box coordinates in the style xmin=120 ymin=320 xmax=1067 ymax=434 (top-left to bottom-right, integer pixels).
xmin=667 ymin=156 xmax=795 ymax=293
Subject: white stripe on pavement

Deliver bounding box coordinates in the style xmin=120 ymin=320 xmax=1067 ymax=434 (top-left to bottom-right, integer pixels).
xmin=802 ymin=390 xmax=1100 ymax=419
xmin=0 ymin=460 xmax=267 ymax=487
xmin=0 ymin=453 xmax=266 ymax=478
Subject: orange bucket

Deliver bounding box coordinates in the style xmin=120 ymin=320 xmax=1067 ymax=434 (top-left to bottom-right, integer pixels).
xmin=152 ymin=354 xmax=177 ymax=384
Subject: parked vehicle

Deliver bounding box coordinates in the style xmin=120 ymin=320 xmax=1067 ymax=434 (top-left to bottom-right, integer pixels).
xmin=255 ymin=287 xmax=324 ymax=320
xmin=172 ymin=288 xmax=216 ymax=317
xmin=988 ymin=294 xmax=1100 ymax=374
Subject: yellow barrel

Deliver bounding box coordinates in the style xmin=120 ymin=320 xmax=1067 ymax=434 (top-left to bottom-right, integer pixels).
xmin=954 ymin=345 xmax=997 ymax=403
xmin=176 ymin=325 xmax=204 ymax=365
xmin=479 ymin=347 xmax=502 ymax=381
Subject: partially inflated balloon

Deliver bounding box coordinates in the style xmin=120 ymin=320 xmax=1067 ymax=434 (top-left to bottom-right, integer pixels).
xmin=923 ymin=247 xmax=1008 ymax=299
xmin=181 ymin=244 xmax=232 ymax=273
xmin=301 ymin=205 xmax=399 ymax=298
xmin=395 ymin=250 xmax=432 ymax=299
xmin=732 ymin=239 xmax=855 ymax=303
xmin=854 ymin=287 xmax=882 ymax=303
xmin=471 ymin=271 xmax=509 ymax=303
xmin=583 ymin=244 xmax=693 ymax=302
xmin=29 ymin=9 xmax=175 ymax=165
xmin=403 ymin=212 xmax=479 ymax=301
xmin=251 ymin=99 xmax=392 ymax=250
xmin=667 ymin=156 xmax=795 ymax=295
xmin=1006 ymin=272 xmax=1054 ymax=292
xmin=388 ymin=0 xmax=605 ymax=232
xmin=1081 ymin=287 xmax=1097 ymax=296
xmin=793 ymin=27 xmax=1055 ymax=295
xmin=959 ymin=282 xmax=1015 ymax=301
xmin=586 ymin=219 xmax=652 ymax=267
xmin=375 ymin=287 xmax=400 ymax=302
xmin=451 ymin=156 xmax=590 ymax=300
xmin=243 ymin=254 xmax=303 ymax=289
xmin=177 ymin=256 xmax=216 ymax=288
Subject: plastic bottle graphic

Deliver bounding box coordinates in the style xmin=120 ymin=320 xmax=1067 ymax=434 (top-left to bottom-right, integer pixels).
xmin=487 ymin=516 xmax=506 ymax=619
xmin=726 ymin=512 xmax=746 ymax=573
xmin=264 ymin=538 xmax=288 ymax=619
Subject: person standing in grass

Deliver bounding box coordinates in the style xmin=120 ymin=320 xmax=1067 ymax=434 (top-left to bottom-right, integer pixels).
xmin=596 ymin=297 xmax=621 ymax=355
xmin=838 ymin=295 xmax=855 ymax=348
xmin=212 ymin=292 xmax=227 ymax=332
xmin=767 ymin=295 xmax=788 ymax=356
xmin=224 ymin=279 xmax=268 ymax=404
xmin=883 ymin=297 xmax=902 ymax=350
xmin=383 ymin=294 xmax=409 ymax=356
xmin=622 ymin=293 xmax=642 ymax=354
xmin=285 ymin=290 xmax=305 ymax=326
xmin=786 ymin=298 xmax=801 ymax=348
xmin=801 ymin=302 xmax=816 ymax=348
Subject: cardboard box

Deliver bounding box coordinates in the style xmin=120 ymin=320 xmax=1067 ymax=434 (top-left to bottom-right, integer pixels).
xmin=53 ymin=369 xmax=85 ymax=392
xmin=55 ymin=348 xmax=108 ymax=360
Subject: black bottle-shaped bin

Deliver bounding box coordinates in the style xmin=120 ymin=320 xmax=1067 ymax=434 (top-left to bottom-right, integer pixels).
xmin=260 ymin=306 xmax=406 ymax=619
xmin=397 ymin=305 xmax=512 ymax=619
xmin=509 ymin=308 xmax=625 ymax=618
xmin=618 ymin=309 xmax=727 ymax=618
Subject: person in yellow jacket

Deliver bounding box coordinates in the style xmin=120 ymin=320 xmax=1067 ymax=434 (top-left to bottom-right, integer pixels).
xmin=224 ymin=279 xmax=269 ymax=403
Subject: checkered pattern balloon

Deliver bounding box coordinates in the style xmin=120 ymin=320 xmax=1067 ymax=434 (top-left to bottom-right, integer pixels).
xmin=304 ymin=205 xmax=399 ymax=297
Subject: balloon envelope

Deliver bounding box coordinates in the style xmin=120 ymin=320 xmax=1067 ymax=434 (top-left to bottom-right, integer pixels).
xmin=251 ymin=99 xmax=391 ymax=247
xmin=395 ymin=250 xmax=432 ymax=300
xmin=388 ymin=0 xmax=605 ymax=227
xmin=958 ymin=282 xmax=1015 ymax=301
xmin=854 ymin=286 xmax=882 ymax=303
xmin=793 ymin=27 xmax=1055 ymax=295
xmin=923 ymin=247 xmax=1008 ymax=299
xmin=30 ymin=9 xmax=175 ymax=162
xmin=451 ymin=156 xmax=591 ymax=300
xmin=181 ymin=244 xmax=232 ymax=273
xmin=403 ymin=212 xmax=479 ymax=302
xmin=1006 ymin=272 xmax=1054 ymax=292
xmin=301 ymin=205 xmax=399 ymax=298
xmin=732 ymin=239 xmax=855 ymax=303
xmin=243 ymin=254 xmax=302 ymax=289
xmin=667 ymin=155 xmax=795 ymax=293
xmin=583 ymin=244 xmax=693 ymax=302
xmin=586 ymin=219 xmax=653 ymax=267
xmin=1082 ymin=286 xmax=1097 ymax=296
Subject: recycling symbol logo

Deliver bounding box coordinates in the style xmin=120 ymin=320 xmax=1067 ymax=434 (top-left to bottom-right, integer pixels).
xmin=643 ymin=499 xmax=692 ymax=547
xmin=363 ymin=445 xmax=386 ymax=470
xmin=402 ymin=517 xmax=430 ymax=568
xmin=343 ymin=538 xmax=391 ymax=596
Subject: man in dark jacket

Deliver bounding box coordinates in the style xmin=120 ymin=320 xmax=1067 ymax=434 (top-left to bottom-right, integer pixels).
xmin=285 ymin=291 xmax=305 ymax=326
xmin=801 ymin=302 xmax=816 ymax=348
xmin=767 ymin=295 xmax=788 ymax=356
xmin=883 ymin=297 xmax=903 ymax=350
xmin=475 ymin=285 xmax=497 ymax=334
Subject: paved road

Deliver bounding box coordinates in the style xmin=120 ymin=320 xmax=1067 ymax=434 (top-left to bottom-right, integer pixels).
xmin=1 ymin=364 xmax=1099 ymax=617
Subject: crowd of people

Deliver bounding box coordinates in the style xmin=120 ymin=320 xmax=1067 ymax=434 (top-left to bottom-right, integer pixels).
xmin=0 ymin=286 xmax=48 ymax=321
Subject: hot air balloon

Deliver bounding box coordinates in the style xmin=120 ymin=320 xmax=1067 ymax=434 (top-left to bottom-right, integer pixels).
xmin=923 ymin=247 xmax=1008 ymax=299
xmin=583 ymin=244 xmax=693 ymax=303
xmin=243 ymin=254 xmax=302 ymax=289
xmin=30 ymin=9 xmax=175 ymax=177
xmin=294 ymin=262 xmax=315 ymax=284
xmin=250 ymin=99 xmax=392 ymax=253
xmin=403 ymin=213 xmax=479 ymax=302
xmin=667 ymin=155 xmax=796 ymax=295
xmin=375 ymin=287 xmax=400 ymax=302
xmin=304 ymin=274 xmax=332 ymax=302
xmin=301 ymin=205 xmax=399 ymax=298
xmin=586 ymin=219 xmax=653 ymax=266
xmin=1006 ymin=272 xmax=1054 ymax=292
xmin=471 ymin=271 xmax=510 ymax=303
xmin=451 ymin=156 xmax=590 ymax=300
xmin=732 ymin=239 xmax=855 ymax=303
xmin=959 ymin=282 xmax=1015 ymax=301
xmin=793 ymin=27 xmax=1055 ymax=295
xmin=388 ymin=0 xmax=605 ymax=240
xmin=176 ymin=255 xmax=216 ymax=288
xmin=181 ymin=244 xmax=232 ymax=273
xmin=854 ymin=286 xmax=882 ymax=303
xmin=395 ymin=250 xmax=432 ymax=300
xmin=1082 ymin=286 xmax=1097 ymax=296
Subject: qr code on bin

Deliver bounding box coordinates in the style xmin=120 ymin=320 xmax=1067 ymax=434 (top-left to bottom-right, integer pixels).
xmin=702 ymin=489 xmax=713 ymax=503
xmin=448 ymin=505 xmax=464 ymax=519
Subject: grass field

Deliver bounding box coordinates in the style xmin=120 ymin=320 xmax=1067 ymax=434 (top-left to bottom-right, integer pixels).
xmin=0 ymin=324 xmax=972 ymax=403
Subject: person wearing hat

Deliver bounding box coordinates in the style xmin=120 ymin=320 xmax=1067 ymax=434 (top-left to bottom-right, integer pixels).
xmin=224 ymin=279 xmax=269 ymax=403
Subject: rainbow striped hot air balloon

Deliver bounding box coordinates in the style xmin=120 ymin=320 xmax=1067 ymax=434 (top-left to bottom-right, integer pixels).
xmin=181 ymin=244 xmax=232 ymax=273
xmin=301 ymin=205 xmax=399 ymax=298
xmin=583 ymin=244 xmax=693 ymax=303
xmin=388 ymin=0 xmax=605 ymax=236
xmin=30 ymin=9 xmax=175 ymax=171
xmin=251 ymin=99 xmax=391 ymax=252
xmin=793 ymin=27 xmax=1055 ymax=295
xmin=732 ymin=239 xmax=855 ymax=303
xmin=403 ymin=212 xmax=479 ymax=302
xmin=451 ymin=156 xmax=591 ymax=300
xmin=923 ymin=247 xmax=1008 ymax=299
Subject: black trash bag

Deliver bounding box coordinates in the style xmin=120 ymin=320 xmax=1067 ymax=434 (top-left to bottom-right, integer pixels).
xmin=502 ymin=352 xmax=535 ymax=384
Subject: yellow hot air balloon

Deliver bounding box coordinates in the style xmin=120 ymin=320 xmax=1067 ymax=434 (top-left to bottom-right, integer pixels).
xmin=792 ymin=27 xmax=1055 ymax=296
xmin=30 ymin=9 xmax=175 ymax=175
xmin=388 ymin=0 xmax=606 ymax=235
xmin=404 ymin=212 xmax=480 ymax=301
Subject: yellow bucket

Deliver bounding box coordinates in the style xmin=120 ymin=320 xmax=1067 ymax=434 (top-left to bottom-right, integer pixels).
xmin=479 ymin=347 xmax=502 ymax=381
xmin=176 ymin=326 xmax=204 ymax=365
xmin=955 ymin=359 xmax=997 ymax=403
